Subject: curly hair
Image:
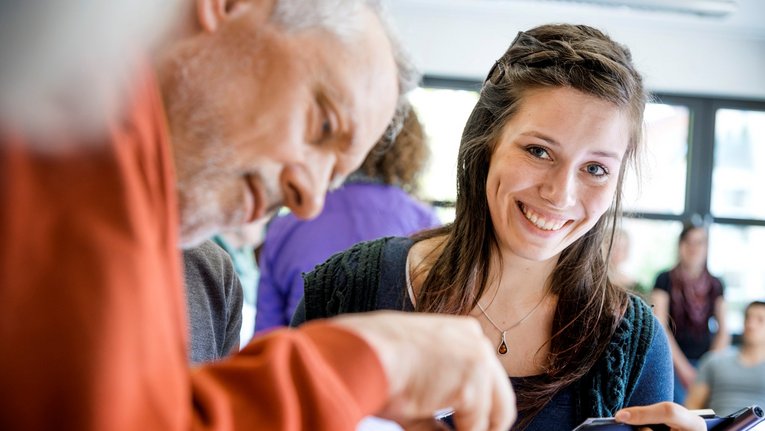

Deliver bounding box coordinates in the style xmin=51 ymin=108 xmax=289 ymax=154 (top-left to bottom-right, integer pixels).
xmin=356 ymin=105 xmax=429 ymax=195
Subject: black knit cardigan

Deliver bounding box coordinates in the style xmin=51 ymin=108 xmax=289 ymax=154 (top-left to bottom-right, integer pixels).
xmin=301 ymin=237 xmax=655 ymax=426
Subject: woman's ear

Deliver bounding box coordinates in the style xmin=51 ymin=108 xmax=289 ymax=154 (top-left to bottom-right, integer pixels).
xmin=197 ymin=0 xmax=256 ymax=32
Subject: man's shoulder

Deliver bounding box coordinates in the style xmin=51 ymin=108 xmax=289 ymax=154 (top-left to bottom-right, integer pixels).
xmin=700 ymin=347 xmax=739 ymax=369
xmin=183 ymin=239 xmax=239 ymax=294
xmin=183 ymin=239 xmax=230 ymax=268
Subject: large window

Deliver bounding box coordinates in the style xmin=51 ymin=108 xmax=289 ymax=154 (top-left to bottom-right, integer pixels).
xmin=711 ymin=109 xmax=765 ymax=220
xmin=411 ymin=78 xmax=765 ymax=333
xmin=622 ymin=103 xmax=689 ymax=215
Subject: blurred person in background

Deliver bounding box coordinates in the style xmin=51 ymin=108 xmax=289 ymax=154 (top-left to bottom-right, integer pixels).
xmin=256 ymin=106 xmax=440 ymax=333
xmin=183 ymin=218 xmax=267 ymax=364
xmin=685 ymin=301 xmax=765 ymax=415
xmin=212 ymin=220 xmax=268 ymax=347
xmin=651 ymin=221 xmax=730 ymax=404
xmin=184 ymin=239 xmax=245 ymax=364
xmin=607 ymin=227 xmax=645 ymax=295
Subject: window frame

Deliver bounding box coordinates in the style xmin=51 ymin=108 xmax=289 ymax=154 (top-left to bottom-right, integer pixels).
xmin=420 ymin=76 xmax=765 ymax=229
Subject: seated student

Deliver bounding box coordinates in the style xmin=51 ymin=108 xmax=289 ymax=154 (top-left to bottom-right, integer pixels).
xmin=256 ymin=106 xmax=440 ymax=332
xmin=607 ymin=227 xmax=645 ymax=295
xmin=685 ymin=301 xmax=765 ymax=415
xmin=183 ymin=240 xmax=244 ymax=364
xmin=294 ymin=23 xmax=700 ymax=430
xmin=212 ymin=220 xmax=268 ymax=348
xmin=184 ymin=220 xmax=267 ymax=364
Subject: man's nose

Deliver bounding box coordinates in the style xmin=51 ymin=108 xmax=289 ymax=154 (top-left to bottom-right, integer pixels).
xmin=279 ymin=160 xmax=333 ymax=220
xmin=539 ymin=165 xmax=576 ymax=209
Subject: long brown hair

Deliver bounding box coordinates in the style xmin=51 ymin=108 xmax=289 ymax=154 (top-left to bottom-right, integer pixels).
xmin=413 ymin=24 xmax=647 ymax=428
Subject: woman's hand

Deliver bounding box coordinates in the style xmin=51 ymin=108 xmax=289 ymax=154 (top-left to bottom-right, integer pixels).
xmin=615 ymin=402 xmax=705 ymax=431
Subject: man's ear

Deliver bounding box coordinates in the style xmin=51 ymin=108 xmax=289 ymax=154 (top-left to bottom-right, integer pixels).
xmin=197 ymin=0 xmax=267 ymax=33
xmin=197 ymin=0 xmax=227 ymax=32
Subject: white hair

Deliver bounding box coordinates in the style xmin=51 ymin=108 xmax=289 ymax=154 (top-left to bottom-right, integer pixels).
xmin=0 ymin=0 xmax=419 ymax=146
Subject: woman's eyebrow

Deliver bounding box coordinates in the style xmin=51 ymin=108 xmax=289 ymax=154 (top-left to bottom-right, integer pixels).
xmin=520 ymin=131 xmax=622 ymax=161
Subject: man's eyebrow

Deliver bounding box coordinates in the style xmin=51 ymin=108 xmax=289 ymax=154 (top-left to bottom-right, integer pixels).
xmin=519 ymin=131 xmax=621 ymax=160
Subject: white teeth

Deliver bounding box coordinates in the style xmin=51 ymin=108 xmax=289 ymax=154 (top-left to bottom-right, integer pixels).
xmin=520 ymin=204 xmax=566 ymax=231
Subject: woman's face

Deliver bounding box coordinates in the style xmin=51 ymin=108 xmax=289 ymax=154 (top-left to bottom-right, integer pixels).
xmin=486 ymin=87 xmax=631 ymax=262
xmin=679 ymin=227 xmax=708 ymax=269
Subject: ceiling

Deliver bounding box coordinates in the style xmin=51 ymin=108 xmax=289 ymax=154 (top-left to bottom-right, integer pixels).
xmin=387 ymin=0 xmax=765 ymax=98
xmin=389 ymin=0 xmax=765 ymax=40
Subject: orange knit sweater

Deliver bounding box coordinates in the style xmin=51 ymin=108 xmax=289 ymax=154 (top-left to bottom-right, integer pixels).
xmin=0 ymin=67 xmax=387 ymax=431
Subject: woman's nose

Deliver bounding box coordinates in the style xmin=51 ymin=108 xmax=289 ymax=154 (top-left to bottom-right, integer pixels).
xmin=539 ymin=166 xmax=576 ymax=209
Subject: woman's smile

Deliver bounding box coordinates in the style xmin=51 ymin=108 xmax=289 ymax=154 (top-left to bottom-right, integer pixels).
xmin=518 ymin=202 xmax=569 ymax=232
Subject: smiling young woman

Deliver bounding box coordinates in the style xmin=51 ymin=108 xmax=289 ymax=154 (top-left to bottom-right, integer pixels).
xmin=292 ymin=24 xmax=705 ymax=431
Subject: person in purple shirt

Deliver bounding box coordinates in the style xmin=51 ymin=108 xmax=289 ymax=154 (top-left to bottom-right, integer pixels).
xmin=255 ymin=106 xmax=441 ymax=332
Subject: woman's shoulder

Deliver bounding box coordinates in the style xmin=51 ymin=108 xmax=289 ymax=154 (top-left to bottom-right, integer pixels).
xmin=404 ymin=234 xmax=448 ymax=301
xmin=625 ymin=293 xmax=653 ymax=315
xmin=302 ymin=236 xmax=413 ymax=320
xmin=710 ymin=273 xmax=725 ymax=294
xmin=579 ymin=294 xmax=664 ymax=418
xmin=650 ymin=270 xmax=673 ymax=294
xmin=304 ymin=237 xmax=399 ymax=288
xmin=618 ymin=294 xmax=657 ymax=340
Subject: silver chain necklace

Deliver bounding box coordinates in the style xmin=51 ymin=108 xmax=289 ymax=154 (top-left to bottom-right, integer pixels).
xmin=476 ymin=291 xmax=549 ymax=355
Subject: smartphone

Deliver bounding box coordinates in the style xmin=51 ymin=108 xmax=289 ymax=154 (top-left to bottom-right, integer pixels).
xmin=572 ymin=405 xmax=764 ymax=431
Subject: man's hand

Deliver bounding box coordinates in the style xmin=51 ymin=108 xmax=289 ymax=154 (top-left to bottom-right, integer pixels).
xmin=331 ymin=311 xmax=516 ymax=431
xmin=615 ymin=402 xmax=706 ymax=431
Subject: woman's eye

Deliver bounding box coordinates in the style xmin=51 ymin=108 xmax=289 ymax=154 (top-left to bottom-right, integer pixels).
xmin=585 ymin=163 xmax=608 ymax=177
xmin=527 ymin=146 xmax=550 ymax=159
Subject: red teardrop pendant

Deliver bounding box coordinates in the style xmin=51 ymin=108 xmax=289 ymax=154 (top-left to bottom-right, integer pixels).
xmin=498 ymin=332 xmax=508 ymax=355
xmin=498 ymin=340 xmax=508 ymax=355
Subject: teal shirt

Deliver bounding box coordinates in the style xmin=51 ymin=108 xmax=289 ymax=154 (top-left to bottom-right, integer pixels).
xmin=213 ymin=235 xmax=259 ymax=347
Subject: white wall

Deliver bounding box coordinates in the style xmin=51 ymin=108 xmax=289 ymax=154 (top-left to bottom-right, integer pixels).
xmin=388 ymin=0 xmax=765 ymax=99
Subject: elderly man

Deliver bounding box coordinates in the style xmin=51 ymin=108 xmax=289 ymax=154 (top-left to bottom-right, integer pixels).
xmin=0 ymin=1 xmax=514 ymax=430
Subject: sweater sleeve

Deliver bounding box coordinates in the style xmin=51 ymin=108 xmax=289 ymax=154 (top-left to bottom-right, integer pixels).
xmin=0 ymin=68 xmax=389 ymax=431
xmin=290 ymin=298 xmax=308 ymax=327
xmin=191 ymin=322 xmax=389 ymax=431
xmin=624 ymin=316 xmax=674 ymax=406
